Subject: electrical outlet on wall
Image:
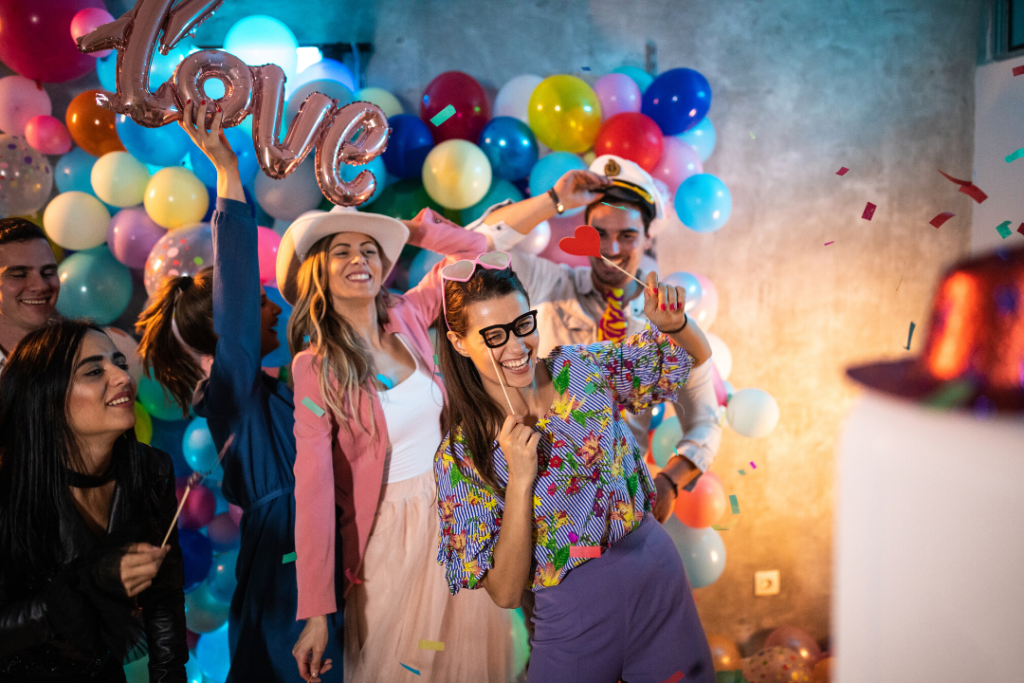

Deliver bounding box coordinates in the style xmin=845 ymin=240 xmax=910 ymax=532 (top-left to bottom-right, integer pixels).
xmin=755 ymin=570 xmax=780 ymax=596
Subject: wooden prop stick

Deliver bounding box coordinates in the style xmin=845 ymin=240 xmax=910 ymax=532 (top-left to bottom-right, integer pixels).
xmin=559 ymin=224 xmax=648 ymax=290
xmin=161 ymin=434 xmax=235 ymax=548
xmin=600 ymin=255 xmax=648 ymax=289
xmin=487 ymin=348 xmax=517 ymax=416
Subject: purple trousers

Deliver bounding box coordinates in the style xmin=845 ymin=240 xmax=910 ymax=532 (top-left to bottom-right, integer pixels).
xmin=526 ymin=514 xmax=715 ymax=683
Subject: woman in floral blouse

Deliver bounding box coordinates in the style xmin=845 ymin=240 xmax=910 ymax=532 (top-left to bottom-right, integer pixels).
xmin=433 ymin=252 xmax=716 ymax=683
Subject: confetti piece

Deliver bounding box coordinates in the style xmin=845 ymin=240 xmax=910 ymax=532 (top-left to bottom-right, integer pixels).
xmin=301 ymin=396 xmax=325 ymax=417
xmin=581 ymin=66 xmax=591 ymax=71
xmin=376 ymin=374 xmax=394 ymax=389
xmin=862 ymin=202 xmax=876 ymax=220
xmin=712 ymin=524 xmax=729 ymax=531
xmin=1006 ymin=148 xmax=1024 ymax=163
xmin=729 ymin=494 xmax=740 ymax=515
xmin=663 ymin=672 xmax=685 ymax=683
xmin=750 ymin=461 xmax=757 ymax=469
xmin=824 ymin=240 xmax=834 ymax=246
xmin=836 ymin=167 xmax=849 ymax=176
xmin=303 ymin=335 xmax=310 ymax=343
xmin=1014 ymin=65 xmax=1024 ymax=76
xmin=996 ymin=220 xmax=1012 ymax=239
xmin=738 ymin=469 xmax=746 ymax=475
xmin=399 ymin=663 xmax=421 ymax=675
xmin=749 ymin=131 xmax=755 ymax=139
xmin=905 ymin=321 xmax=916 ymax=350
xmin=929 ymin=212 xmax=955 ymax=228
xmin=923 ymin=379 xmax=976 ymax=408
xmin=1019 ymin=223 xmax=1024 ymax=237
xmin=282 ymin=551 xmax=296 ymax=564
xmin=938 ymin=170 xmax=988 ymax=203
xmin=418 ymin=640 xmax=445 ymax=651
xmin=570 ymin=545 xmax=602 ymax=558
xmin=430 ymin=104 xmax=456 ymax=126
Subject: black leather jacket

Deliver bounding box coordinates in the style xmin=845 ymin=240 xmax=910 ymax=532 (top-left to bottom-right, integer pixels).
xmin=0 ymin=445 xmax=187 ymax=682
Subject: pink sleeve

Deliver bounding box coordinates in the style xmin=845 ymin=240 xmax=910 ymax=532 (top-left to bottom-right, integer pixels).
xmin=291 ymin=351 xmax=338 ymax=619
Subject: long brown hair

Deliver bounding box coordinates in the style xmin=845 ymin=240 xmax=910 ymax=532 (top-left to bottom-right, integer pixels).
xmin=135 ymin=268 xmax=216 ymax=417
xmin=436 ymin=266 xmax=529 ymax=496
xmin=286 ymin=233 xmax=392 ymax=436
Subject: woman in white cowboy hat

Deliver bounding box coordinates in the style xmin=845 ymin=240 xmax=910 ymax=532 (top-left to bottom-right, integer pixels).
xmin=279 ymin=205 xmax=514 ymax=683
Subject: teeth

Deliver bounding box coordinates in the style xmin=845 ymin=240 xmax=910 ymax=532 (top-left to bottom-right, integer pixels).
xmin=502 ymin=358 xmax=529 ymax=369
xmin=21 ymin=299 xmax=47 ymax=304
xmin=107 ymin=397 xmax=131 ymax=406
xmin=348 ymin=273 xmax=370 ymax=281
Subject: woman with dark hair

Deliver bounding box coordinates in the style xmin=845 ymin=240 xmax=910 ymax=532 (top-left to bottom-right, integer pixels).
xmin=0 ymin=320 xmax=186 ymax=682
xmin=433 ymin=254 xmax=716 ymax=683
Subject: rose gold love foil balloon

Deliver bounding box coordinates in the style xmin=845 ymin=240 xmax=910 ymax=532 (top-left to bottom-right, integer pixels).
xmin=76 ymin=0 xmax=224 ymax=127
xmin=250 ymin=63 xmax=333 ymax=179
xmin=173 ymin=50 xmax=254 ymax=129
xmin=316 ymin=101 xmax=390 ymax=206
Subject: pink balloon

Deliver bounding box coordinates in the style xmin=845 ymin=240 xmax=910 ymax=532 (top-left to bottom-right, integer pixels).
xmin=651 ymin=136 xmax=703 ymax=197
xmin=691 ymin=274 xmax=719 ymax=330
xmin=175 ymin=477 xmax=216 ymax=530
xmin=108 ymin=207 xmax=166 ymax=269
xmin=70 ymin=7 xmax=115 ymax=58
xmin=0 ymin=0 xmax=105 ymax=83
xmin=206 ymin=511 xmax=240 ymax=551
xmin=593 ymin=73 xmax=642 ymax=121
xmin=256 ymin=226 xmax=281 ymax=285
xmin=228 ymin=503 xmax=243 ymax=526
xmin=0 ymin=76 xmax=53 ymax=136
xmin=764 ymin=626 xmax=822 ymax=665
xmin=24 ymin=115 xmax=72 ymax=155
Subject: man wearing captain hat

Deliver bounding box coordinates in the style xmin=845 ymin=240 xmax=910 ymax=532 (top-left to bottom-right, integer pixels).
xmin=465 ymin=154 xmax=723 ymax=522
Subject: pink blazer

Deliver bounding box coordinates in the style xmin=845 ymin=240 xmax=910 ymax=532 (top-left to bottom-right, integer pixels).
xmin=291 ymin=214 xmax=486 ymax=619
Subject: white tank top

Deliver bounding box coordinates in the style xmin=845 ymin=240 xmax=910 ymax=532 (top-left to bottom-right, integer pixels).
xmin=378 ymin=335 xmax=444 ymax=483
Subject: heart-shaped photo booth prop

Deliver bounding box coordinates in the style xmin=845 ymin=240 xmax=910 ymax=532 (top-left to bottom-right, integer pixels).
xmin=559 ymin=224 xmax=602 ymax=257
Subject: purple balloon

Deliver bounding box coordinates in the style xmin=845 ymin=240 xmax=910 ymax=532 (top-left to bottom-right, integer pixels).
xmin=594 ymin=73 xmax=642 ymax=121
xmin=764 ymin=625 xmax=823 ymax=665
xmin=143 ymin=222 xmax=214 ymax=295
xmin=107 ymin=207 xmax=166 ymax=269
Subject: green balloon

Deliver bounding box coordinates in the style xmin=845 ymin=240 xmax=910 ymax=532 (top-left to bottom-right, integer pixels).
xmin=368 ymin=178 xmax=460 ymax=222
xmin=652 ymin=416 xmax=683 ymax=467
xmin=613 ymin=65 xmax=655 ymax=94
xmin=460 ymin=178 xmax=523 ymax=225
xmin=137 ymin=373 xmax=184 ymax=422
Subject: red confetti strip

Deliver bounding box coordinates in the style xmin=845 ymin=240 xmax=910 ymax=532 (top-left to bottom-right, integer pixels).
xmin=938 ymin=170 xmax=988 ymax=203
xmin=836 ymin=167 xmax=849 ymax=176
xmin=1018 ymin=223 xmax=1024 ymax=236
xmin=929 ymin=212 xmax=955 ymax=228
xmin=862 ymin=202 xmax=876 ymax=220
xmin=1014 ymin=65 xmax=1024 ymax=76
xmin=663 ymin=672 xmax=684 ymax=683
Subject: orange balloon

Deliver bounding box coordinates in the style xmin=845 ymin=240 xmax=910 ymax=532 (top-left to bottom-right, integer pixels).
xmin=673 ymin=470 xmax=726 ymax=528
xmin=706 ymin=634 xmax=742 ymax=672
xmin=66 ymin=90 xmax=124 ymax=157
xmin=811 ymin=657 xmax=832 ymax=683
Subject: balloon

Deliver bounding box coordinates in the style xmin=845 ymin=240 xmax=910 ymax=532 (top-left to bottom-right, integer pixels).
xmin=206 ymin=513 xmax=240 ymax=553
xmin=173 ymin=49 xmax=255 ymax=131
xmin=723 ymin=380 xmax=735 ymax=404
xmin=207 ymin=549 xmax=239 ymax=603
xmin=123 ymin=654 xmax=150 ymax=683
xmin=673 ymin=470 xmax=726 ymax=529
xmin=461 ymin=178 xmax=524 ymax=224
xmin=357 ymin=87 xmax=404 ymax=118
xmin=185 ymin=582 xmax=229 ymax=633
xmin=70 ymin=7 xmax=115 ymax=58
xmin=66 ymin=90 xmax=124 ymax=157
xmin=24 ymin=115 xmax=72 ymax=155
xmin=252 ymin=226 xmax=282 ymax=286
xmin=0 ymin=0 xmax=105 ymax=83
xmin=145 ymin=167 xmax=208 ymax=229
xmin=422 ymin=140 xmax=492 ymax=210
xmin=662 ymin=514 xmax=726 ymax=588
xmin=148 ymin=38 xmax=195 ymax=92
xmin=594 ymin=112 xmax=663 ymax=172
xmin=249 ymin=64 xmax=332 ymax=180
xmin=494 ymin=75 xmax=544 ymax=124
xmin=44 ymin=191 xmax=109 ymax=249
xmin=651 ymin=416 xmax=682 ymax=468
xmin=690 ymin=274 xmax=718 ymax=330
xmin=108 ymin=207 xmax=167 ymax=269
xmin=742 ymin=648 xmax=812 ymax=683
xmin=290 ymin=58 xmax=355 ymax=96
xmin=183 ymin=417 xmax=224 ymax=482
xmin=286 ymin=79 xmax=354 ymax=124
xmin=105 ymin=326 xmax=143 ymax=381
xmin=594 ymin=74 xmax=642 ymax=121
xmin=138 ymin=372 xmax=183 ymax=421
xmin=336 ymin=156 xmax=387 ymax=207
xmin=255 ymin=158 xmax=322 ymax=221
xmin=55 ymin=147 xmax=99 ymax=195
xmin=511 ymin=606 xmax=531 ymax=679
xmin=228 ymin=504 xmax=243 ymax=526
xmin=0 ymin=135 xmax=54 ymax=217
xmin=651 ymin=136 xmax=703 ymax=196
xmin=612 ymin=66 xmax=655 ymax=94
xmin=143 ymin=221 xmax=213 ymax=295
xmin=370 ymin=178 xmax=453 ymax=221
xmin=179 ymin=526 xmax=214 ymax=593
xmin=260 ymin=285 xmax=292 ymax=368
xmin=115 ymin=114 xmax=192 ymax=168
xmin=96 ymin=52 xmax=117 ymax=92
xmin=223 ymin=15 xmax=298 ymax=83
xmin=642 ymin=68 xmax=713 ymax=135
xmin=675 ymin=173 xmax=732 ymax=233
xmin=382 ymin=114 xmax=435 ymax=179
xmin=0 ymin=76 xmax=53 ymax=136
xmin=537 ymin=213 xmax=591 ymax=268
xmin=55 ymin=247 xmax=132 ymax=324
xmin=811 ymin=657 xmax=832 ymax=683
xmin=91 ymin=152 xmax=150 ymax=208
xmin=315 ymin=102 xmax=390 ymax=207
xmin=513 ymin=221 xmax=551 ymax=256
xmin=706 ymin=634 xmax=742 ymax=671
xmin=765 ymin=626 xmax=822 ymax=665
xmin=726 ymin=388 xmax=780 ymax=438
xmin=677 ymin=117 xmax=716 ymax=162
xmin=408 ymin=249 xmax=445 ymax=289
xmin=527 ymin=151 xmax=587 ymax=212
xmin=420 ymin=71 xmax=491 ymax=144
xmin=478 ymin=117 xmax=539 ymax=181
xmin=648 ymin=403 xmax=666 ymax=432
xmin=133 ymin=402 xmax=153 ymax=444
xmin=527 ymin=75 xmax=602 ymax=153
xmin=189 ymin=126 xmax=259 ymax=189
xmin=196 ymin=623 xmax=231 ymax=683
xmin=661 ymin=271 xmax=703 ymax=314
xmin=701 ymin=335 xmax=730 ymax=385
xmin=186 ymin=651 xmax=204 ymax=683
xmin=175 ymin=477 xmax=216 ymax=530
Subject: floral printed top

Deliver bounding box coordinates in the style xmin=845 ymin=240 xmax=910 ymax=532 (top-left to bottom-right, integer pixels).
xmin=434 ymin=325 xmax=694 ymax=595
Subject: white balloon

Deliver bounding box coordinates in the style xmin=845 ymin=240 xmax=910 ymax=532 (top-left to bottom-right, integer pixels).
xmin=513 ymin=221 xmax=551 ymax=255
xmin=91 ymin=152 xmax=150 ymax=208
xmin=726 ymin=388 xmax=779 ymax=438
xmin=357 ymin=88 xmax=404 ymax=119
xmin=493 ymin=74 xmax=543 ymax=123
xmin=255 ymin=159 xmax=323 ymax=221
xmin=43 ymin=191 xmax=110 ymax=250
xmin=706 ymin=332 xmax=732 ymax=381
xmin=638 ymin=253 xmax=660 ymax=277
xmin=285 ymin=79 xmax=354 ymax=123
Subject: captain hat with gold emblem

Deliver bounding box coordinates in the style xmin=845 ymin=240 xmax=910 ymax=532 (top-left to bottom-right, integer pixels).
xmin=588 ymin=154 xmax=665 ymax=224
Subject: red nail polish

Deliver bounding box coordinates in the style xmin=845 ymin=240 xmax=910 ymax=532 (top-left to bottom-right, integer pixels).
xmin=200 ymin=100 xmax=206 ymax=105
xmin=186 ymin=98 xmax=191 ymax=104
xmin=216 ymin=106 xmax=222 ymax=113
xmin=660 ymin=304 xmax=666 ymax=311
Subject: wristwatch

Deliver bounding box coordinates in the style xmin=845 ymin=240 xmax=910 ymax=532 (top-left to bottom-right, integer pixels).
xmin=547 ymin=187 xmax=565 ymax=215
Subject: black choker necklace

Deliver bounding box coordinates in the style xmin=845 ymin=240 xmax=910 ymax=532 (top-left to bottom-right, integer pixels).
xmin=67 ymin=461 xmax=117 ymax=488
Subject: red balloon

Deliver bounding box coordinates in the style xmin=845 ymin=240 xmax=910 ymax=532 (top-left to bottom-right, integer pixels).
xmin=673 ymin=470 xmax=726 ymax=528
xmin=420 ymin=71 xmax=491 ymax=144
xmin=0 ymin=0 xmax=106 ymax=83
xmin=594 ymin=112 xmax=664 ymax=172
xmin=175 ymin=477 xmax=217 ymax=530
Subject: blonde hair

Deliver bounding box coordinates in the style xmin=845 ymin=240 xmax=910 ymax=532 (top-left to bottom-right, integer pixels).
xmin=286 ymin=233 xmax=393 ymax=437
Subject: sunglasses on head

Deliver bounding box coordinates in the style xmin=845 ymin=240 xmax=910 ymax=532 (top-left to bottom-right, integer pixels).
xmin=440 ymin=251 xmax=511 ymax=332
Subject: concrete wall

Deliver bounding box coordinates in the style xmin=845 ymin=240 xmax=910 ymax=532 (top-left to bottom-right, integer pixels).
xmin=45 ymin=0 xmax=981 ymax=653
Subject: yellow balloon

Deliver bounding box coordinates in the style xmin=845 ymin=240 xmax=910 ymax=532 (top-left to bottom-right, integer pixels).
xmin=43 ymin=191 xmax=110 ymax=250
xmin=91 ymin=151 xmax=151 ymax=208
xmin=134 ymin=401 xmax=153 ymax=445
xmin=528 ymin=75 xmax=602 ymax=153
xmin=357 ymin=87 xmax=404 ymax=119
xmin=422 ymin=140 xmax=492 ymax=210
xmin=706 ymin=634 xmax=742 ymax=671
xmin=144 ymin=167 xmax=209 ymax=229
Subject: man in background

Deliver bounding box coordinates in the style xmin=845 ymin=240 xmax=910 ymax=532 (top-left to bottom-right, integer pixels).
xmin=0 ymin=218 xmax=60 ymax=374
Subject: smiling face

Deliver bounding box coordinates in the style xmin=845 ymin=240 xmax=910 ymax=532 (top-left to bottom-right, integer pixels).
xmin=259 ymin=285 xmax=282 ymax=357
xmin=326 ymin=232 xmax=384 ymax=303
xmin=67 ymin=330 xmax=137 ymax=445
xmin=0 ymin=238 xmax=59 ymax=345
xmin=586 ymin=202 xmax=652 ymax=289
xmin=449 ymin=291 xmax=539 ymax=389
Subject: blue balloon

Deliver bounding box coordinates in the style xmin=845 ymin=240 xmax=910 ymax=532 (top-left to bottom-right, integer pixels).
xmin=674 ymin=173 xmax=731 ymax=233
xmin=676 ymin=117 xmax=716 ymax=163
xmin=260 ymin=285 xmax=293 ymax=368
xmin=407 ymin=248 xmax=444 ymax=288
xmin=290 ymin=58 xmax=355 ymax=94
xmin=185 ymin=653 xmax=204 ymax=683
xmin=182 ymin=417 xmax=224 ymax=482
xmin=613 ymin=65 xmax=655 ymax=94
xmin=662 ymin=515 xmax=726 ymax=588
xmin=477 ymin=117 xmax=538 ymax=181
xmin=339 ymin=155 xmax=387 ymax=206
xmin=642 ymin=68 xmax=712 ymax=136
xmin=206 ymin=549 xmax=238 ymax=604
xmin=189 ymin=127 xmax=259 ymax=188
xmin=178 ymin=528 xmax=214 ymax=593
xmin=96 ymin=52 xmax=117 ymax=92
xmin=149 ymin=39 xmax=194 ymax=91
xmin=649 ymin=403 xmax=666 ymax=431
xmin=528 ymin=152 xmax=587 ymax=217
xmin=55 ymin=147 xmax=97 ymax=194
xmin=211 ymin=481 xmax=229 ymax=515
xmin=460 ymin=178 xmax=523 ymax=225
xmin=382 ymin=114 xmax=433 ymax=179
xmin=116 ymin=114 xmax=192 ymax=167
xmin=652 ymin=416 xmax=682 ymax=468
xmin=55 ymin=247 xmax=132 ymax=325
xmin=196 ymin=623 xmax=231 ymax=683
